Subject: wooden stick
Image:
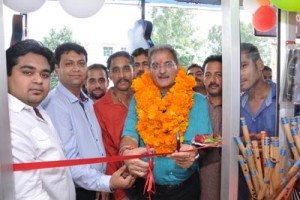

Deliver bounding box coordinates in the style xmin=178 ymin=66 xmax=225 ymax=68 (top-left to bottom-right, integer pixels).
xmin=291 ymin=127 xmax=300 ymax=154
xmin=252 ymin=140 xmax=263 ymax=188
xmin=290 ymin=117 xmax=298 ymax=130
xmin=260 ymin=131 xmax=268 ymax=160
xmin=246 ymin=146 xmax=260 ymax=196
xmin=257 ymin=160 xmax=276 ymax=200
xmin=270 ymin=159 xmax=300 ymax=199
xmin=281 ymin=117 xmax=300 ymax=159
xmin=274 ymin=172 xmax=300 ymax=200
xmin=238 ymin=155 xmax=257 ymax=199
xmin=278 ymin=146 xmax=287 ymax=181
xmin=240 ymin=117 xmax=252 ymax=147
xmin=234 ymin=136 xmax=247 ymax=158
xmin=270 ymin=137 xmax=280 ymax=194
xmin=263 ymin=137 xmax=270 ymax=176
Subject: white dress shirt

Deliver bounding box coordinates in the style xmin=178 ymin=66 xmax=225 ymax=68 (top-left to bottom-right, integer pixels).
xmin=9 ymin=94 xmax=76 ymax=200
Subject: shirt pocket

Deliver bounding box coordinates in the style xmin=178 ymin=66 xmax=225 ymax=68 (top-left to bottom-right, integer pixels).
xmin=30 ymin=127 xmax=54 ymax=158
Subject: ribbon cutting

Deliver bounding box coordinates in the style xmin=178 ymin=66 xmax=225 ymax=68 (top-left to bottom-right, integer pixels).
xmin=12 ymin=143 xmax=221 ymax=172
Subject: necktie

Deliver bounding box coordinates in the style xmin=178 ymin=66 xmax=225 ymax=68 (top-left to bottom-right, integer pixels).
xmin=33 ymin=107 xmax=44 ymax=120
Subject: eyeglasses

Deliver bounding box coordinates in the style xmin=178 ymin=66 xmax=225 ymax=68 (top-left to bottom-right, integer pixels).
xmin=150 ymin=61 xmax=177 ymax=70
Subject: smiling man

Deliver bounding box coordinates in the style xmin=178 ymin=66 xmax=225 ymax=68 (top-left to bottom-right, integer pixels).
xmin=7 ymin=39 xmax=76 ymax=200
xmin=119 ymin=45 xmax=212 ymax=200
xmin=42 ymin=43 xmax=135 ymax=200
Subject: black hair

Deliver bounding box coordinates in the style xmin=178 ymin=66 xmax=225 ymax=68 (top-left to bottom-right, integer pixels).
xmin=149 ymin=44 xmax=179 ymax=64
xmin=106 ymin=51 xmax=134 ymax=70
xmin=187 ymin=63 xmax=203 ymax=72
xmin=263 ymin=65 xmax=272 ymax=72
xmin=240 ymin=43 xmax=261 ymax=63
xmin=6 ymin=39 xmax=55 ymax=76
xmin=54 ymin=42 xmax=87 ymax=65
xmin=87 ymin=63 xmax=108 ymax=79
xmin=131 ymin=48 xmax=148 ymax=58
xmin=202 ymin=55 xmax=222 ymax=71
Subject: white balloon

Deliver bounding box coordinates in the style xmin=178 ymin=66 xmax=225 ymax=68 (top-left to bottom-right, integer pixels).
xmin=58 ymin=0 xmax=105 ymax=18
xmin=4 ymin=0 xmax=46 ymax=13
xmin=243 ymin=0 xmax=260 ymax=14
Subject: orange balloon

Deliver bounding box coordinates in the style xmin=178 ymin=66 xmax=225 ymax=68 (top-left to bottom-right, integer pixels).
xmin=253 ymin=6 xmax=276 ymax=32
xmin=256 ymin=0 xmax=270 ymax=6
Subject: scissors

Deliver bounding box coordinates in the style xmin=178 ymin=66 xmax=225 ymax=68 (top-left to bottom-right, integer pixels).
xmin=176 ymin=131 xmax=180 ymax=152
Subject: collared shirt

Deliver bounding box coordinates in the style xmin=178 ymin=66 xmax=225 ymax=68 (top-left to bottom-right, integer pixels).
xmin=42 ymin=82 xmax=110 ymax=192
xmin=9 ymin=94 xmax=75 ymax=200
xmin=207 ymin=96 xmax=222 ymax=136
xmin=240 ymin=81 xmax=277 ymax=137
xmin=122 ymin=93 xmax=212 ymax=185
xmin=94 ymin=88 xmax=130 ymax=200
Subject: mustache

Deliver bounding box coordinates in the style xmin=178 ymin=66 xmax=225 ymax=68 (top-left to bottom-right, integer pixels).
xmin=158 ymin=75 xmax=169 ymax=78
xmin=137 ymin=70 xmax=145 ymax=76
xmin=208 ymin=82 xmax=219 ymax=88
xmin=117 ymin=78 xmax=130 ymax=84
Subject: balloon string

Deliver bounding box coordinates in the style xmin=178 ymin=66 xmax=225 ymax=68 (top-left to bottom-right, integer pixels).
xmin=143 ymin=145 xmax=156 ymax=200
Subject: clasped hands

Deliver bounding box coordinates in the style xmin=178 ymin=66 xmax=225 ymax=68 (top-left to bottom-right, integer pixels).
xmin=122 ymin=144 xmax=198 ymax=177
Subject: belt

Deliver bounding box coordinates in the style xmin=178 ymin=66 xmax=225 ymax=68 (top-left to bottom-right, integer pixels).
xmin=154 ymin=172 xmax=197 ymax=191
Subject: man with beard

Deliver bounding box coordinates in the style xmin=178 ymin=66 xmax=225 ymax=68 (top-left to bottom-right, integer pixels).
xmin=131 ymin=48 xmax=148 ymax=78
xmin=200 ymin=54 xmax=222 ymax=200
xmin=85 ymin=64 xmax=109 ymax=102
xmin=42 ymin=43 xmax=135 ymax=200
xmin=94 ymin=51 xmax=134 ymax=200
xmin=239 ymin=43 xmax=276 ymax=199
xmin=187 ymin=64 xmax=207 ymax=95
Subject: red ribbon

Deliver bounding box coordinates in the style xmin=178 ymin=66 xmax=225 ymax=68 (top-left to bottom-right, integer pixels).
xmin=12 ymin=142 xmax=222 ymax=172
xmin=143 ymin=145 xmax=156 ymax=199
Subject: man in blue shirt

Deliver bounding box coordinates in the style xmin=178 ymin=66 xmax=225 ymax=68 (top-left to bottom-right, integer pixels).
xmin=42 ymin=42 xmax=135 ymax=200
xmin=240 ymin=43 xmax=276 ymax=137
xmin=119 ymin=44 xmax=212 ymax=200
xmin=239 ymin=43 xmax=276 ymax=199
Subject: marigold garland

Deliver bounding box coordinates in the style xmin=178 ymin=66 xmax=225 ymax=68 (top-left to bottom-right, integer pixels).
xmin=132 ymin=67 xmax=196 ymax=153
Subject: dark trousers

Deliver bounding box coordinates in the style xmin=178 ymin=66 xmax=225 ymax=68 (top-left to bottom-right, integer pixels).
xmin=133 ymin=172 xmax=200 ymax=200
xmin=76 ymin=187 xmax=96 ymax=200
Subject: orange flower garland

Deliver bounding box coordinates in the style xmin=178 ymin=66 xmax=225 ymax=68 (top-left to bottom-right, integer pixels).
xmin=132 ymin=67 xmax=196 ymax=153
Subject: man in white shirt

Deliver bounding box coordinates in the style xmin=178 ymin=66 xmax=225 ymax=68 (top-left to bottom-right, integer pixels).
xmin=6 ymin=39 xmax=76 ymax=200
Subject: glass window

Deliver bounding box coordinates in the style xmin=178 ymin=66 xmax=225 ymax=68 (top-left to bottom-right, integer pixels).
xmin=103 ymin=47 xmax=113 ymax=56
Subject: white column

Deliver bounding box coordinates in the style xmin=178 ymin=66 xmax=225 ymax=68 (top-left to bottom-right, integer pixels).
xmin=221 ymin=0 xmax=240 ymax=199
xmin=0 ymin=1 xmax=15 ymax=199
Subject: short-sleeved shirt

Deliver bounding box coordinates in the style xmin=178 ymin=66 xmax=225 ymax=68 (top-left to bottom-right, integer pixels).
xmin=122 ymin=93 xmax=212 ymax=185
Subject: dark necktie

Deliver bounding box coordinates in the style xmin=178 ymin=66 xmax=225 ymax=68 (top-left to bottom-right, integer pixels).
xmin=33 ymin=107 xmax=44 ymax=120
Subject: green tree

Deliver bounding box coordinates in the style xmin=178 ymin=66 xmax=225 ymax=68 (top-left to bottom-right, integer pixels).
xmin=150 ymin=7 xmax=205 ymax=67
xmin=204 ymin=22 xmax=272 ymax=65
xmin=42 ymin=26 xmax=79 ymax=89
